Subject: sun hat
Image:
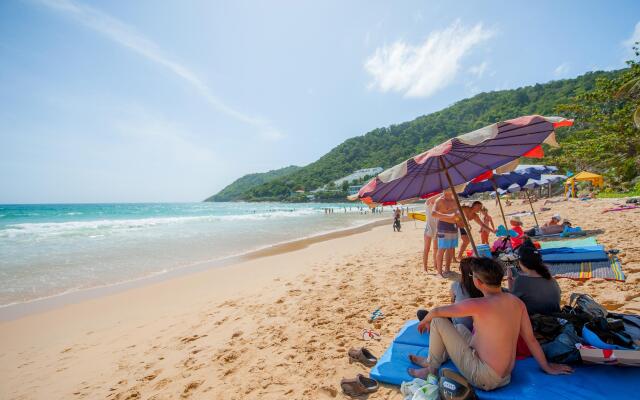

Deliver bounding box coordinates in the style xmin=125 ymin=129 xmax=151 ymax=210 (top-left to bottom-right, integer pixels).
xmin=552 ymin=214 xmax=561 ymax=220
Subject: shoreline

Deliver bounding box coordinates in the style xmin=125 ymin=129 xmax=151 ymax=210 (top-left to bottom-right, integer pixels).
xmin=2 ymin=198 xmax=637 ymax=399
xmin=0 ymin=217 xmax=390 ymax=321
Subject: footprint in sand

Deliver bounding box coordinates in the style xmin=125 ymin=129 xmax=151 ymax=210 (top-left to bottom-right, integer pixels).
xmin=140 ymin=370 xmax=161 ymax=382
xmin=180 ymin=334 xmax=207 ymax=344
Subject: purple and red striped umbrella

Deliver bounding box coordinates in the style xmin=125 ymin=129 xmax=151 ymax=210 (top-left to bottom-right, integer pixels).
xmin=356 ymin=115 xmax=572 ymax=206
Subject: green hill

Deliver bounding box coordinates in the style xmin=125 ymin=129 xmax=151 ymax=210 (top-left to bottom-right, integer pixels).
xmin=212 ymin=67 xmax=639 ymax=201
xmin=205 ymin=165 xmax=301 ymax=202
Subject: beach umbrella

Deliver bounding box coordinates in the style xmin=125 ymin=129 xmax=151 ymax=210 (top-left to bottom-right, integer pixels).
xmin=460 ymin=165 xmax=558 ymax=229
xmin=355 ymin=115 xmax=573 ymax=255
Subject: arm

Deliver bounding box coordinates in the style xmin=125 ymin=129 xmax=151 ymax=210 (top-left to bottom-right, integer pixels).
xmin=519 ymin=303 xmax=573 ymax=375
xmin=418 ymin=299 xmax=483 ymax=333
xmin=432 ymin=199 xmax=456 ymax=223
xmin=507 ymin=267 xmax=515 ymax=291
xmin=471 ymin=214 xmax=495 ymax=233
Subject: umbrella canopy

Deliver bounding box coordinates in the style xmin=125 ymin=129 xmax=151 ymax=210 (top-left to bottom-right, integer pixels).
xmin=565 ymin=171 xmax=604 ymax=187
xmin=356 ymin=115 xmax=572 ymax=206
xmin=522 ymin=174 xmax=567 ymax=190
xmin=459 ymin=165 xmax=558 ymax=197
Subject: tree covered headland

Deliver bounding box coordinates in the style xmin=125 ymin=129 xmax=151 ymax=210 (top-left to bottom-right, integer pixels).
xmin=206 ymin=57 xmax=640 ymax=202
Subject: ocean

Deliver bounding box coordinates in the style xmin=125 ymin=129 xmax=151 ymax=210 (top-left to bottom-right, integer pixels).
xmin=0 ymin=202 xmax=389 ymax=308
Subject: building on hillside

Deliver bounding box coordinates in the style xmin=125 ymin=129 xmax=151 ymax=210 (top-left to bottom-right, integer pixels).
xmin=333 ymin=167 xmax=383 ymax=186
xmin=348 ymin=185 xmax=361 ymax=196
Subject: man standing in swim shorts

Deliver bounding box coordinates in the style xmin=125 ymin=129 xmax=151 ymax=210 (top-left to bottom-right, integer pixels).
xmin=432 ymin=190 xmax=459 ymax=277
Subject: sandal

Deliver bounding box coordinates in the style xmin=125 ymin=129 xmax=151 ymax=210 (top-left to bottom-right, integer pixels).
xmin=340 ymin=374 xmax=379 ymax=397
xmin=361 ymin=329 xmax=381 ymax=341
xmin=348 ymin=347 xmax=378 ymax=367
xmin=370 ymin=308 xmax=384 ymax=321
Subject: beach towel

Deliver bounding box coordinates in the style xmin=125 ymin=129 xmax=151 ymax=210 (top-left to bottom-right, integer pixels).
xmin=602 ymin=205 xmax=640 ymax=213
xmin=539 ymin=237 xmax=598 ymax=249
xmin=547 ymin=256 xmax=625 ymax=281
xmin=370 ymin=320 xmax=640 ymax=399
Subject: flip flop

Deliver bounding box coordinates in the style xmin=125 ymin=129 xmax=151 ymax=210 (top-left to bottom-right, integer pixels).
xmin=340 ymin=374 xmax=379 ymax=397
xmin=348 ymin=347 xmax=378 ymax=367
xmin=370 ymin=308 xmax=384 ymax=321
xmin=361 ymin=329 xmax=381 ymax=341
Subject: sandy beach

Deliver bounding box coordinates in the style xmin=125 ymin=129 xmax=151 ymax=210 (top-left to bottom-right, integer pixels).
xmin=1 ymin=198 xmax=639 ymax=399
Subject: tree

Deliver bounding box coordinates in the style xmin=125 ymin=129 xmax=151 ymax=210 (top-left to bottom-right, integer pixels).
xmin=615 ymin=43 xmax=640 ymax=128
xmin=550 ymin=52 xmax=640 ymax=188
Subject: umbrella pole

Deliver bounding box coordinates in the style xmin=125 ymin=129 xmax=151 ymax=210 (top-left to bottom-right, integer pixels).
xmin=525 ymin=190 xmax=540 ymax=227
xmin=490 ymin=179 xmax=510 ymax=236
xmin=439 ymin=159 xmax=479 ymax=257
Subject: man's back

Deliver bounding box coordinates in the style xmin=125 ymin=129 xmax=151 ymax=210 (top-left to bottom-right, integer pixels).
xmin=469 ymin=293 xmax=524 ymax=377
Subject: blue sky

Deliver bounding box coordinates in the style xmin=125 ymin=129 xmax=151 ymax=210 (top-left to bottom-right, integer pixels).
xmin=1 ymin=0 xmax=639 ymax=203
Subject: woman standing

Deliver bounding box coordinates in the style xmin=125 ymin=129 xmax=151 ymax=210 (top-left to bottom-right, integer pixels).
xmin=423 ymin=195 xmax=439 ymax=272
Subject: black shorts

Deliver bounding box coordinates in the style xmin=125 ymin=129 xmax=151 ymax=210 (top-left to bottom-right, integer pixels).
xmin=459 ymin=227 xmax=467 ymax=236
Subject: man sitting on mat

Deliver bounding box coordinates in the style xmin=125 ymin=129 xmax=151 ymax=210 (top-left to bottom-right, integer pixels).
xmin=408 ymin=257 xmax=572 ymax=391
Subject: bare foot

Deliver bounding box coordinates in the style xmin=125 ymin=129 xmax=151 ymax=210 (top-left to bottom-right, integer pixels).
xmin=408 ymin=366 xmax=437 ymax=379
xmin=408 ymin=354 xmax=429 ymax=368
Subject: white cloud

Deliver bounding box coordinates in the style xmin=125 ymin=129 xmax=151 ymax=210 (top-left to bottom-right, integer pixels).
xmin=364 ymin=20 xmax=494 ymax=98
xmin=468 ymin=61 xmax=489 ymax=78
xmin=553 ymin=62 xmax=570 ymax=78
xmin=623 ymin=21 xmax=640 ymax=53
xmin=112 ymin=108 xmax=216 ymax=164
xmin=34 ymin=0 xmax=283 ymax=141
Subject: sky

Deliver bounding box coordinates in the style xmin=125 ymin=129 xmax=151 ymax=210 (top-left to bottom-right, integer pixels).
xmin=1 ymin=0 xmax=639 ymax=203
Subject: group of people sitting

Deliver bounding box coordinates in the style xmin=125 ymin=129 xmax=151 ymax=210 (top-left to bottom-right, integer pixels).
xmin=410 ymin=238 xmax=570 ymax=391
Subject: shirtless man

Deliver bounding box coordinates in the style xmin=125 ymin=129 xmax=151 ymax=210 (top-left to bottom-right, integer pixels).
xmin=456 ymin=201 xmax=496 ymax=260
xmin=408 ymin=257 xmax=572 ymax=391
xmin=431 ymin=190 xmax=459 ymax=277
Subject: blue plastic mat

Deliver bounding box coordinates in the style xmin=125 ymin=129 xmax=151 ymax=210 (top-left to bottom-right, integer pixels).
xmin=539 ymin=237 xmax=598 ymax=249
xmin=370 ymin=320 xmax=640 ymax=399
xmin=539 ymin=245 xmax=604 ymax=254
xmin=542 ymin=250 xmax=608 ymax=262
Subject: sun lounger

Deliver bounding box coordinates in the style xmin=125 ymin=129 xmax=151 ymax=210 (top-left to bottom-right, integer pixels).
xmin=370 ymin=320 xmax=639 ymax=399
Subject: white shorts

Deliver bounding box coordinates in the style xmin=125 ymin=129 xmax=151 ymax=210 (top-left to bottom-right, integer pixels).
xmin=424 ymin=218 xmax=438 ymax=238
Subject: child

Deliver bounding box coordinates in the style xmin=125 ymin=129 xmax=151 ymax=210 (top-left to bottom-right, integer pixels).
xmin=479 ymin=207 xmax=495 ymax=245
xmin=509 ymin=216 xmax=524 ymax=248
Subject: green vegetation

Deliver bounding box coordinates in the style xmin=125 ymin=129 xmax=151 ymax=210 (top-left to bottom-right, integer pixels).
xmin=550 ymin=52 xmax=640 ymax=190
xmin=596 ymin=182 xmax=640 ymax=198
xmin=204 ymin=165 xmax=301 ymax=202
xmin=208 ymin=62 xmax=639 ymax=202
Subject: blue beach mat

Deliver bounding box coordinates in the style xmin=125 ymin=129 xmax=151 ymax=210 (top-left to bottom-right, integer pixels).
xmin=370 ymin=320 xmax=640 ymax=399
xmin=541 ymin=250 xmax=608 ymax=262
xmin=539 ymin=237 xmax=598 ymax=249
xmin=538 ymin=245 xmax=604 ymax=254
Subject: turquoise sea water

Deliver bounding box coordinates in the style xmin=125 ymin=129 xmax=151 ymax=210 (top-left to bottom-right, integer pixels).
xmin=0 ymin=202 xmax=388 ymax=307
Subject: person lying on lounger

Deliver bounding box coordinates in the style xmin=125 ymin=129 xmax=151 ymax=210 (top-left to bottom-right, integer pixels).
xmin=408 ymin=257 xmax=572 ymax=391
xmin=544 ymin=214 xmax=562 ymax=227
